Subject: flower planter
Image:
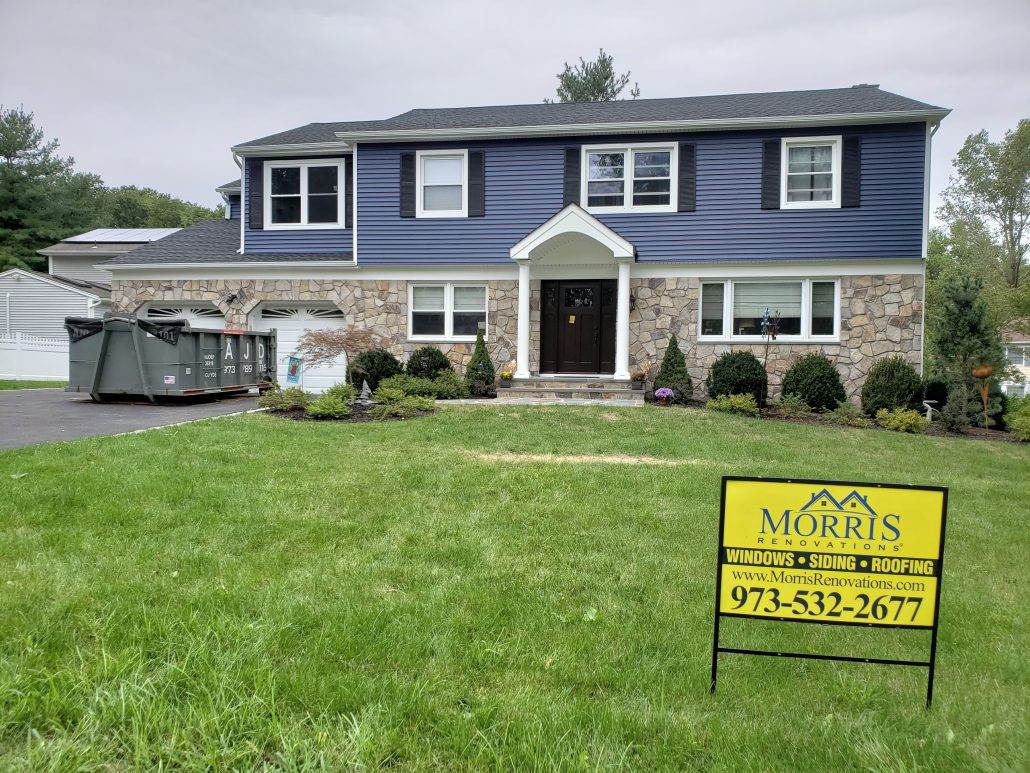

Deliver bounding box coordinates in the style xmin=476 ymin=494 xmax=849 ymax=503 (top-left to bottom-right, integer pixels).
xmin=656 ymin=397 xmax=671 ymax=406
xmin=631 ymin=381 xmax=644 ymax=391
xmin=499 ymin=378 xmax=512 ymax=388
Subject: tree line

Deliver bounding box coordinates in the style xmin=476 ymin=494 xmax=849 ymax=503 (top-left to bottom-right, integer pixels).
xmin=0 ymin=105 xmax=222 ymax=272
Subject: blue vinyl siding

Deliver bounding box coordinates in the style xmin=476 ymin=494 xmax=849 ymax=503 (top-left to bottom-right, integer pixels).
xmin=355 ymin=123 xmax=926 ymax=265
xmin=228 ymin=195 xmax=241 ymax=220
xmin=243 ymin=160 xmax=352 ymax=254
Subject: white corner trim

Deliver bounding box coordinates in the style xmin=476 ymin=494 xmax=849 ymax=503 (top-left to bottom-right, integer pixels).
xmin=510 ymin=203 xmax=635 ymax=262
xmin=352 ymin=141 xmax=359 ymax=263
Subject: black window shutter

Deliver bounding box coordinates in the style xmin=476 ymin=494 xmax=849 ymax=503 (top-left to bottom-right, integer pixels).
xmin=563 ymin=147 xmax=581 ymax=206
xmin=247 ymin=158 xmax=264 ymax=229
xmin=678 ymin=143 xmax=697 ymax=212
xmin=842 ymin=136 xmax=861 ymax=208
xmin=761 ymin=140 xmax=780 ymax=210
xmin=399 ymin=152 xmax=416 ymax=218
xmin=468 ymin=151 xmax=485 ymax=217
xmin=345 ymin=157 xmax=354 ymax=228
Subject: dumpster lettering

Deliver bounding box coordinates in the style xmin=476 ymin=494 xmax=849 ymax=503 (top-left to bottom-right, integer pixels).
xmin=225 ymin=340 xmax=234 ymax=360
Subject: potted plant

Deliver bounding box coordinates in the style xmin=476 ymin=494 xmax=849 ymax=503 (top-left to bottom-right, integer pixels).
xmin=654 ymin=387 xmax=674 ymax=406
xmin=499 ymin=370 xmax=513 ymax=388
xmin=630 ymin=360 xmax=651 ymax=391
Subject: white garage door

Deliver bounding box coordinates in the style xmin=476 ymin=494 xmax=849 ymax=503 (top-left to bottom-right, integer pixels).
xmin=146 ymin=305 xmax=226 ymax=327
xmin=251 ymin=306 xmax=348 ymax=393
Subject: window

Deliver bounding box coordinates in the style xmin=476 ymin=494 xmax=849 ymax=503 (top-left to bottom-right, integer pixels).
xmin=781 ymin=137 xmax=841 ymax=209
xmin=409 ymin=284 xmax=486 ymax=340
xmin=1007 ymin=345 xmax=1029 ymax=367
xmin=582 ymin=144 xmax=676 ymax=212
xmin=416 ymin=150 xmax=467 ymax=217
xmin=264 ymin=159 xmax=345 ymax=228
xmin=699 ymin=279 xmax=839 ymax=340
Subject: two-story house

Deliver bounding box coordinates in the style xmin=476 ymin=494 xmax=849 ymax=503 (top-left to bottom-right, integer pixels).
xmin=105 ymin=85 xmax=949 ymax=396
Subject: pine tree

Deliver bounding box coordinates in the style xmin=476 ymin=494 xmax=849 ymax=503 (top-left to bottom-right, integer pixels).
xmin=929 ymin=275 xmax=1007 ymax=428
xmin=653 ymin=334 xmax=693 ymax=404
xmin=464 ymin=329 xmax=496 ymax=397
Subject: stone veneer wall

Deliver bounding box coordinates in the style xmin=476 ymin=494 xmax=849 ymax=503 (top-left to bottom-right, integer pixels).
xmin=627 ymin=274 xmax=923 ymax=400
xmin=112 ymin=272 xmax=921 ymax=398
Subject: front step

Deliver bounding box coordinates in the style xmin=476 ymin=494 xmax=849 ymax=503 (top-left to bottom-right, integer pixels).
xmin=496 ymin=377 xmax=644 ymax=403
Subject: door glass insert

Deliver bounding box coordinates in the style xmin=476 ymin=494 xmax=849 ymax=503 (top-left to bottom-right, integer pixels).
xmin=564 ymin=287 xmax=594 ymax=308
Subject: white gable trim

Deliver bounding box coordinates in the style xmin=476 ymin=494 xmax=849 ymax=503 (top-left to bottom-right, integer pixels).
xmin=510 ymin=204 xmax=634 ymax=263
xmin=0 ymin=268 xmax=103 ymax=301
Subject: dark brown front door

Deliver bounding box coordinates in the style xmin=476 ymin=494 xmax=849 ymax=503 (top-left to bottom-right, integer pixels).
xmin=540 ymin=280 xmax=616 ymax=373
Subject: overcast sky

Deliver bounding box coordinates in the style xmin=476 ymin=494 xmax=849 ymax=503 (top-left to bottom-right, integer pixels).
xmin=2 ymin=0 xmax=1027 ymax=217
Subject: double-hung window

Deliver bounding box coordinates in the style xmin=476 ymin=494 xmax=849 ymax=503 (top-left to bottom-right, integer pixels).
xmin=582 ymin=144 xmax=676 ymax=212
xmin=699 ymin=279 xmax=839 ymax=340
xmin=781 ymin=137 xmax=842 ymax=209
xmin=264 ymin=159 xmax=345 ymax=228
xmin=416 ymin=150 xmax=468 ymax=218
xmin=409 ymin=283 xmax=487 ymax=340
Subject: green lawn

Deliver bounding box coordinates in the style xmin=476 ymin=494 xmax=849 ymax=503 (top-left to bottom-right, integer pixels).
xmin=0 ymin=406 xmax=1027 ymax=770
xmin=0 ymin=380 xmax=65 ymax=390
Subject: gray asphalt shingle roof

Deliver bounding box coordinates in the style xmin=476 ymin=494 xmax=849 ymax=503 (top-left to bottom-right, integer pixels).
xmin=103 ymin=219 xmax=352 ymax=266
xmin=234 ymin=86 xmax=946 ymax=147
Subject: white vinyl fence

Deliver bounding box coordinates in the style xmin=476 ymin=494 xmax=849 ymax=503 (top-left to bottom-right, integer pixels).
xmin=0 ymin=333 xmax=69 ymax=381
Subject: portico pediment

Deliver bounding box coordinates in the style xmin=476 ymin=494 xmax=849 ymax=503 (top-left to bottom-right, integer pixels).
xmin=510 ymin=204 xmax=635 ymax=265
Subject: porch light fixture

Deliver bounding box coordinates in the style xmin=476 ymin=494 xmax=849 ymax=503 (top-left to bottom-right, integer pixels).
xmin=629 ymin=293 xmax=636 ymax=311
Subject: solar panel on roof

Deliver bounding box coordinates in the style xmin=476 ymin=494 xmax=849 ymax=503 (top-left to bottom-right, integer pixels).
xmin=63 ymin=228 xmax=182 ymax=243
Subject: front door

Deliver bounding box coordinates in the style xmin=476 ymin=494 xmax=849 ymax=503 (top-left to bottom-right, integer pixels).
xmin=540 ymin=280 xmax=616 ymax=373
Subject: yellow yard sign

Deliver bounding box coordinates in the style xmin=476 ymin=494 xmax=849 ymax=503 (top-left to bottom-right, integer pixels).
xmin=710 ymin=476 xmax=948 ymax=706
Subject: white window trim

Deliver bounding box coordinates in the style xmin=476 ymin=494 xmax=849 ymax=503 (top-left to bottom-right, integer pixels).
xmin=415 ymin=149 xmax=469 ymax=218
xmin=698 ymin=278 xmax=840 ymax=343
xmin=780 ymin=136 xmax=842 ymax=210
xmin=580 ymin=142 xmax=678 ymax=214
xmin=407 ymin=282 xmax=488 ymax=342
xmin=263 ymin=158 xmax=346 ymax=230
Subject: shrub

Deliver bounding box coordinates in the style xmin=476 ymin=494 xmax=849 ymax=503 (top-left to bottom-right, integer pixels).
xmin=824 ymin=401 xmax=870 ymax=428
xmin=348 ymin=349 xmax=402 ymax=391
xmin=777 ymin=392 xmax=812 ymax=418
xmin=323 ymin=382 xmax=355 ymax=402
xmin=653 ymin=335 xmax=693 ymax=404
xmin=379 ymin=371 xmax=470 ymax=400
xmin=1006 ymin=401 xmax=1030 ymax=441
xmin=464 ymin=329 xmax=496 ymax=397
xmin=257 ymin=386 xmax=311 ymax=412
xmin=706 ymin=393 xmax=759 ymax=417
xmin=305 ymin=393 xmax=352 ymax=420
xmin=370 ymin=394 xmax=436 ymax=420
xmin=406 ymin=346 xmax=453 ymax=379
xmin=876 ymin=407 xmax=928 ymax=433
xmin=781 ymin=354 xmax=846 ymax=412
xmin=431 ymin=369 xmax=470 ymax=399
xmin=372 ymin=386 xmax=406 ymax=405
xmin=861 ymin=357 xmax=922 ymax=416
xmin=708 ymin=351 xmax=768 ymax=406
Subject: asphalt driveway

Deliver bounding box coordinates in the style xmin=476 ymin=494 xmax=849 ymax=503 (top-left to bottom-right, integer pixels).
xmin=0 ymin=389 xmax=259 ymax=449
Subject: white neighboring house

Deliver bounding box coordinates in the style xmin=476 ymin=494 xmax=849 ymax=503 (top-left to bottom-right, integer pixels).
xmin=0 ymin=228 xmax=179 ymax=380
xmin=1001 ymin=324 xmax=1029 ymax=399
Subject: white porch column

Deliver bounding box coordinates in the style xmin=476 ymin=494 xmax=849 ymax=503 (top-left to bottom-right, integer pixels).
xmin=614 ymin=259 xmax=632 ymax=379
xmin=515 ymin=260 xmax=532 ymax=378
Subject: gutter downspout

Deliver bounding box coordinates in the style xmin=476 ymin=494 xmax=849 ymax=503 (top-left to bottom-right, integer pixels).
xmin=919 ymin=120 xmax=942 ymax=377
xmin=233 ymin=151 xmax=244 ymax=254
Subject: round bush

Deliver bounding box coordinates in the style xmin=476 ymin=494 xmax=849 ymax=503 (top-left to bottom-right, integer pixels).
xmin=708 ymin=351 xmax=768 ymax=406
xmin=781 ymin=353 xmax=846 ymax=411
xmin=348 ymin=349 xmax=402 ymax=391
xmin=406 ymin=346 xmax=453 ymax=379
xmin=860 ymin=356 xmax=922 ymax=416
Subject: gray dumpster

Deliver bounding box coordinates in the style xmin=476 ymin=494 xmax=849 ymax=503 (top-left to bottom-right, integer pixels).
xmin=64 ymin=314 xmax=277 ymax=403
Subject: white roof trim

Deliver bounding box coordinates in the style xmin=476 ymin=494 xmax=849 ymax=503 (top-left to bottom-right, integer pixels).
xmin=106 ymin=260 xmax=359 ymax=270
xmin=334 ymin=109 xmax=950 ymax=143
xmin=231 ymin=141 xmax=353 ymax=156
xmin=0 ymin=268 xmax=104 ymax=300
xmin=510 ymin=204 xmax=634 ymax=263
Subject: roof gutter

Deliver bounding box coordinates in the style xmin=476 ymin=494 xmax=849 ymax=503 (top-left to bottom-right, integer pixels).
xmin=231 ymin=141 xmax=353 ymax=156
xmin=331 ymin=109 xmax=951 ymax=143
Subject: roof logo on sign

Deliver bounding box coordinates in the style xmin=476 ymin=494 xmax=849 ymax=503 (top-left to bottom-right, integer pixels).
xmin=799 ymin=488 xmax=877 ymax=516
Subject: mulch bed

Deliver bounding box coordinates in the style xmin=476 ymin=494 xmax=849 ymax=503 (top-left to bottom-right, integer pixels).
xmin=265 ymin=403 xmax=433 ymax=423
